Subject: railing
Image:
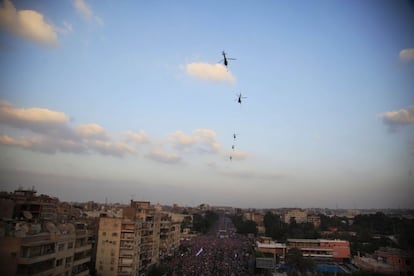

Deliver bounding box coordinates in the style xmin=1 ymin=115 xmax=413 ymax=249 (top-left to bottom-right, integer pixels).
xmin=74 ymin=244 xmax=92 ymax=253
xmin=73 ymin=256 xmax=91 ymax=266
xmin=18 ymin=254 xmax=55 ymax=265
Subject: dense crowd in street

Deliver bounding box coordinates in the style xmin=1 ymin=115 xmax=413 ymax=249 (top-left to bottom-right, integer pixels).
xmin=161 ymin=216 xmax=254 ymax=275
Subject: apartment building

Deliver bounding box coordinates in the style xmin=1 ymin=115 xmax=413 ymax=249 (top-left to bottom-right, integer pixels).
xmin=307 ymin=215 xmax=321 ymax=228
xmin=353 ymin=247 xmax=414 ymax=275
xmin=284 ymin=209 xmax=308 ymax=224
xmin=4 ymin=188 xmax=58 ymax=221
xmin=159 ymin=214 xmax=181 ymax=259
xmin=0 ymin=222 xmax=92 ymax=276
xmin=95 ymin=217 xmax=141 ymax=276
xmin=244 ymin=211 xmax=265 ymax=234
xmin=96 ymin=200 xmax=181 ymax=275
xmin=129 ymin=201 xmax=161 ymax=274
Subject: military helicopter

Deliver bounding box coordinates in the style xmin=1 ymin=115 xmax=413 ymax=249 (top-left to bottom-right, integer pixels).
xmin=218 ymin=51 xmax=236 ymax=68
xmin=231 ymin=145 xmax=235 ymax=151
xmin=236 ymin=93 xmax=247 ymax=104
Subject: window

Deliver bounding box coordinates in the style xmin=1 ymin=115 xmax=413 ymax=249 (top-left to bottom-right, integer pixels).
xmin=56 ymin=259 xmax=63 ymax=266
xmin=58 ymin=244 xmax=65 ymax=251
xmin=112 ymin=232 xmax=118 ymax=237
xmin=103 ymin=232 xmax=106 ymax=236
xmin=67 ymin=242 xmax=73 ymax=249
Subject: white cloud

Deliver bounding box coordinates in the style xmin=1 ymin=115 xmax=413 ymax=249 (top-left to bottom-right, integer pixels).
xmin=168 ymin=130 xmax=194 ymax=146
xmin=0 ymin=101 xmax=68 ymax=124
xmin=0 ymin=101 xmax=71 ymax=136
xmin=76 ymin=123 xmax=109 ymax=140
xmin=85 ymin=140 xmax=136 ymax=157
xmin=145 ymin=149 xmax=181 ymax=164
xmin=74 ymin=0 xmax=103 ymax=26
xmin=186 ymin=62 xmax=235 ymax=84
xmin=168 ymin=129 xmax=221 ymax=153
xmin=379 ymin=106 xmax=414 ymax=131
xmin=0 ymin=101 xmax=229 ymax=161
xmin=0 ymin=134 xmax=86 ymax=154
xmin=0 ymin=101 xmax=134 ymax=157
xmin=0 ymin=0 xmax=58 ymax=46
xmin=122 ymin=130 xmax=150 ymax=144
xmin=399 ymin=48 xmax=414 ymax=62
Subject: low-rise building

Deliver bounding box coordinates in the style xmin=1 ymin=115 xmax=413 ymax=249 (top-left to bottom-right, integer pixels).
xmin=287 ymin=238 xmax=350 ymax=263
xmin=353 ymin=247 xmax=414 ymax=275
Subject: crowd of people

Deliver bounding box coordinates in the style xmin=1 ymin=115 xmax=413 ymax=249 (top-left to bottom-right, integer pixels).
xmin=161 ymin=216 xmax=254 ymax=275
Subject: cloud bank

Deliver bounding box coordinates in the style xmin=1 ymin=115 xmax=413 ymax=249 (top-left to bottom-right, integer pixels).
xmin=0 ymin=101 xmax=133 ymax=156
xmin=0 ymin=0 xmax=58 ymax=46
xmin=0 ymin=101 xmax=234 ymax=163
xmin=186 ymin=62 xmax=235 ymax=84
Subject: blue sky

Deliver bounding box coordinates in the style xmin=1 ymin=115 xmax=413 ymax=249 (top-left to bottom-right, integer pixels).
xmin=0 ymin=0 xmax=413 ymax=208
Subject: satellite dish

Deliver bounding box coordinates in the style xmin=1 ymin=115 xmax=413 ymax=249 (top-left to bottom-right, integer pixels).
xmin=15 ymin=223 xmax=29 ymax=237
xmin=15 ymin=222 xmax=29 ymax=233
xmin=46 ymin=222 xmax=57 ymax=233
xmin=23 ymin=211 xmax=33 ymax=220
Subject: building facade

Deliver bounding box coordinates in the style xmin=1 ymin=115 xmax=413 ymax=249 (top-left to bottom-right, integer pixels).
xmin=284 ymin=209 xmax=308 ymax=224
xmin=0 ymin=222 xmax=92 ymax=276
xmin=287 ymin=238 xmax=350 ymax=263
xmin=95 ymin=217 xmax=141 ymax=276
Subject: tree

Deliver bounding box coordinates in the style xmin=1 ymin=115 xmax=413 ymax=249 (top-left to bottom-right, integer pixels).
xmin=264 ymin=212 xmax=287 ymax=241
xmin=230 ymin=215 xmax=258 ymax=235
xmin=286 ymin=247 xmax=314 ymax=275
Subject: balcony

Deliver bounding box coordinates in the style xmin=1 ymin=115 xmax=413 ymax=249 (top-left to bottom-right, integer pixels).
xmin=18 ymin=254 xmax=55 ymax=265
xmin=73 ymin=256 xmax=91 ymax=266
xmin=120 ymin=250 xmax=134 ymax=257
xmin=17 ymin=259 xmax=55 ymax=275
xmin=74 ymin=244 xmax=92 ymax=253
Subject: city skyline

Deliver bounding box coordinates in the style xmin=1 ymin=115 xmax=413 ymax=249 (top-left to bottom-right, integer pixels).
xmin=1 ymin=0 xmax=414 ymax=209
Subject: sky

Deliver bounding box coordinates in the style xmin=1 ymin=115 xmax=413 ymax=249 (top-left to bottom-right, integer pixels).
xmin=0 ymin=0 xmax=413 ymax=209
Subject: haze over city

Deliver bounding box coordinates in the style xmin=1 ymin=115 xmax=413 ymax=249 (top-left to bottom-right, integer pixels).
xmin=0 ymin=0 xmax=413 ymax=209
